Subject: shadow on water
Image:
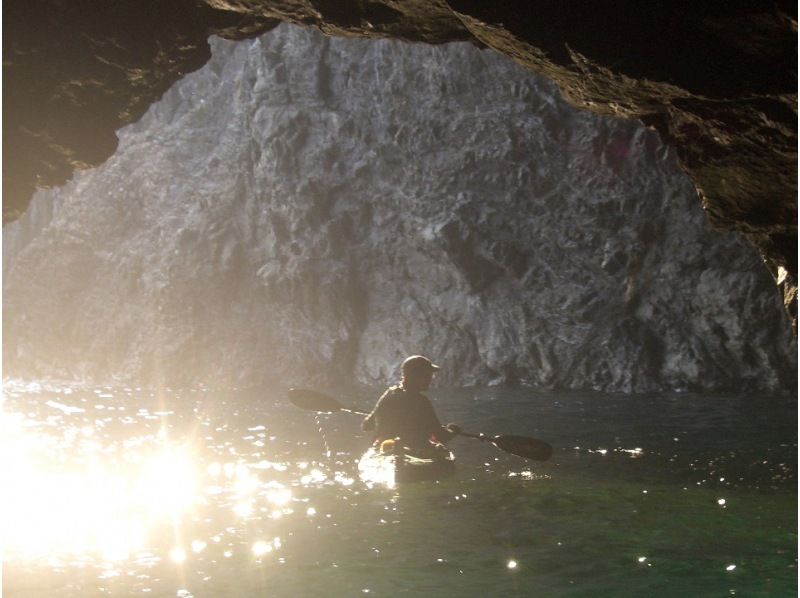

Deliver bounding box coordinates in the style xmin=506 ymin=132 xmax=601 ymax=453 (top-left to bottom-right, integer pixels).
xmin=1 ymin=381 xmax=795 ymax=597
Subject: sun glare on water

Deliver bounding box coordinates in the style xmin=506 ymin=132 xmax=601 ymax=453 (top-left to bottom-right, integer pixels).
xmin=0 ymin=410 xmax=198 ymax=562
xmin=0 ymin=384 xmax=334 ymax=577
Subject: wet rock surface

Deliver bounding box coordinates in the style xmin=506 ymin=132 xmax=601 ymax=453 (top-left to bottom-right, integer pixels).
xmin=3 ymin=26 xmax=795 ymax=392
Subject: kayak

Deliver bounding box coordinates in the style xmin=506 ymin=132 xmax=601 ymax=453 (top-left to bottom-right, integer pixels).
xmin=357 ymin=445 xmax=456 ymax=487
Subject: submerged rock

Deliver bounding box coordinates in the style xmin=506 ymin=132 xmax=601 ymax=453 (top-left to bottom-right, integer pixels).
xmin=3 ymin=25 xmax=795 ymax=393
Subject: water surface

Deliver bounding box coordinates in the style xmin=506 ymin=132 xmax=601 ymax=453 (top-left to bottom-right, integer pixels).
xmin=2 ymin=382 xmax=795 ymax=596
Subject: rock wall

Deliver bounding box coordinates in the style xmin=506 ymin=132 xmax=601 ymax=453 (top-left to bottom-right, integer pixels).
xmin=6 ymin=3 xmax=796 ymax=329
xmin=3 ymin=25 xmax=795 ymax=393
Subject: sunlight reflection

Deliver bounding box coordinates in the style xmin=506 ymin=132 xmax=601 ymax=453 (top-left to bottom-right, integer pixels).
xmin=232 ymin=466 xmax=260 ymax=495
xmin=0 ymin=412 xmax=197 ymax=561
xmin=169 ymin=547 xmax=188 ymax=563
xmin=334 ymin=472 xmax=355 ymax=486
xmin=300 ymin=468 xmax=327 ymax=485
xmin=265 ymin=485 xmax=292 ymax=506
xmin=233 ymin=501 xmax=254 ymax=518
xmin=191 ymin=539 xmax=207 ymax=553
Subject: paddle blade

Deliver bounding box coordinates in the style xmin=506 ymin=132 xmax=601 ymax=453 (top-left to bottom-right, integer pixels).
xmin=288 ymin=388 xmax=344 ymax=413
xmin=491 ymin=435 xmax=553 ymax=461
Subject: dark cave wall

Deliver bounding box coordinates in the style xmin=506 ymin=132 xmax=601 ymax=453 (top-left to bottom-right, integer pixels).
xmin=3 ymin=1 xmax=797 ymax=327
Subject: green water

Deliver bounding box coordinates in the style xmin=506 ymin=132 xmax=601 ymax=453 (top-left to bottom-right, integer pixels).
xmin=2 ymin=382 xmax=795 ymax=597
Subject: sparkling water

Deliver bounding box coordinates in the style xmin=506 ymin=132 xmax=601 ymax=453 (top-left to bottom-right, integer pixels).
xmin=2 ymin=382 xmax=795 ymax=597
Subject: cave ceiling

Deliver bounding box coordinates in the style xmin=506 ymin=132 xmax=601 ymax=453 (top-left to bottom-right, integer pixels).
xmin=3 ymin=1 xmax=798 ymax=326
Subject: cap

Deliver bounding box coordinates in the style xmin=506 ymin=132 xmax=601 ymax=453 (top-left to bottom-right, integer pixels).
xmin=401 ymin=355 xmax=441 ymax=375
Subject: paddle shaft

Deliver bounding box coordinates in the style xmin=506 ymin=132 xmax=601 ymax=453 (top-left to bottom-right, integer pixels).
xmin=340 ymin=406 xmax=368 ymax=416
xmin=456 ymin=431 xmax=487 ymax=441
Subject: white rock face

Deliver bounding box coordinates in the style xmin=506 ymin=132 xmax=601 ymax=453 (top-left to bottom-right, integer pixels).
xmin=3 ymin=24 xmax=795 ymax=392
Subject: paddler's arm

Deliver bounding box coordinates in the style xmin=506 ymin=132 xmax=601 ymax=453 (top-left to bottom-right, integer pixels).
xmin=422 ymin=397 xmax=460 ymax=443
xmin=362 ymin=390 xmax=389 ymax=432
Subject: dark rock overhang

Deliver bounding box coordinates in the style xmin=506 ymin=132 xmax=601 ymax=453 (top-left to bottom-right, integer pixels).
xmin=4 ymin=1 xmax=797 ymax=327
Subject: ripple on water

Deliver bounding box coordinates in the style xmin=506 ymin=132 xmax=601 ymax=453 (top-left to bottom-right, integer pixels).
xmin=1 ymin=384 xmax=796 ymax=597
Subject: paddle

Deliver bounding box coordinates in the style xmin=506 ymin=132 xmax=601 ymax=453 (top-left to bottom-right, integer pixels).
xmin=287 ymin=388 xmax=553 ymax=461
xmin=288 ymin=388 xmax=368 ymax=415
xmin=455 ymin=430 xmax=553 ymax=461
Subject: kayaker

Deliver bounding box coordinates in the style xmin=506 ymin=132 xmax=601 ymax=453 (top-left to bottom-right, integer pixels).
xmin=362 ymin=355 xmax=461 ymax=452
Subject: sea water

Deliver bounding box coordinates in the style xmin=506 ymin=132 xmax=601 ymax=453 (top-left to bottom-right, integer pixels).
xmin=1 ymin=381 xmax=795 ymax=597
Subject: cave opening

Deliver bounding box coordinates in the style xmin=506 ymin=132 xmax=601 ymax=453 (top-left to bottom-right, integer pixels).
xmin=2 ymin=12 xmax=797 ymax=597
